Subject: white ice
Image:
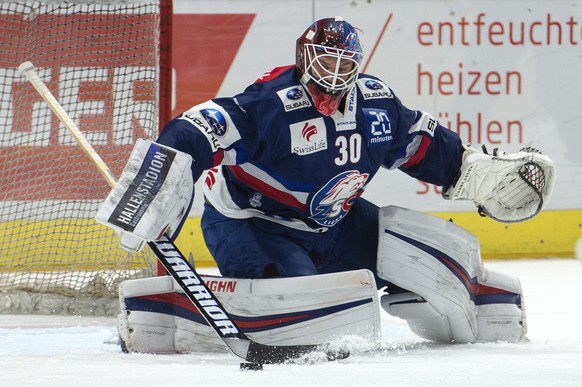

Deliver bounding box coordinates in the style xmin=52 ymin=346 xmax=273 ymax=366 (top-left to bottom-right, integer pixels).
xmin=1 ymin=259 xmax=581 ymax=387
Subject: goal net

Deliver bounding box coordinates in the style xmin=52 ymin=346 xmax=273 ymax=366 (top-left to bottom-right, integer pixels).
xmin=0 ymin=0 xmax=172 ymax=315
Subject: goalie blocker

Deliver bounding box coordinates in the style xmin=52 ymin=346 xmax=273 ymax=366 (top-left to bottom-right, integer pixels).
xmin=95 ymin=139 xmax=195 ymax=251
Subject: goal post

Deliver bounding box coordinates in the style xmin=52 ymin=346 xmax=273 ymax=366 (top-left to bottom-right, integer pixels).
xmin=0 ymin=0 xmax=173 ymax=315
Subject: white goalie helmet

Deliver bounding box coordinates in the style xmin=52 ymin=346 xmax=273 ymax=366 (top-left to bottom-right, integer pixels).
xmin=296 ymin=17 xmax=363 ymax=116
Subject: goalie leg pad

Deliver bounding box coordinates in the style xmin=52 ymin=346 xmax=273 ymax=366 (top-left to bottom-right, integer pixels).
xmin=118 ymin=269 xmax=380 ymax=354
xmin=377 ymin=206 xmax=526 ymax=343
xmin=381 ymin=291 xmax=461 ymax=343
xmin=118 ymin=305 xmax=180 ymax=354
xmin=475 ymin=268 xmax=527 ymax=342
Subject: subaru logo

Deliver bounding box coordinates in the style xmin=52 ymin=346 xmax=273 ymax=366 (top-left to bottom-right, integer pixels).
xmin=364 ymin=80 xmax=383 ymax=90
xmin=286 ymin=88 xmax=303 ymax=100
xmin=201 ymin=108 xmax=227 ymax=136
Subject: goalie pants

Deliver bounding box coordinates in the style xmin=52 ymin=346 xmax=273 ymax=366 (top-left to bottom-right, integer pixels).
xmin=201 ymin=198 xmax=390 ymax=288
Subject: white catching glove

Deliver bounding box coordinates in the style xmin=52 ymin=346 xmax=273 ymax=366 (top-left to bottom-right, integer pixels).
xmin=95 ymin=139 xmax=194 ymax=252
xmin=444 ymin=145 xmax=556 ymax=223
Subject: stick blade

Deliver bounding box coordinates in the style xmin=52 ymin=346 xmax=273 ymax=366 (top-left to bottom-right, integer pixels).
xmin=244 ymin=341 xmax=350 ymax=364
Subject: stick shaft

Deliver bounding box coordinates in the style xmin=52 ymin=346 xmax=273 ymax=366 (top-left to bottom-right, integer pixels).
xmin=18 ymin=61 xmax=117 ymax=188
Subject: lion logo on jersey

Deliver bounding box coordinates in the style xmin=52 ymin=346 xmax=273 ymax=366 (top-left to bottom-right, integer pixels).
xmin=310 ymin=170 xmax=369 ymax=227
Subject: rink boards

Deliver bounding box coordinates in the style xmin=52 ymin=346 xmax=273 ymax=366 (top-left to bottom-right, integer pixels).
xmin=1 ymin=209 xmax=579 ymax=271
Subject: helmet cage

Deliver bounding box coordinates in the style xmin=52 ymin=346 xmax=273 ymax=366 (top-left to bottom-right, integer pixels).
xmin=303 ymin=43 xmax=362 ymax=94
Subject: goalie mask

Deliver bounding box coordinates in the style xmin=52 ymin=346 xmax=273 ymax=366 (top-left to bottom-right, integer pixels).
xmin=296 ymin=17 xmax=363 ymax=116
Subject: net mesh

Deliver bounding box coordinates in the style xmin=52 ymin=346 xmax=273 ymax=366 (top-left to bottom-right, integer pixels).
xmin=0 ymin=0 xmax=164 ymax=315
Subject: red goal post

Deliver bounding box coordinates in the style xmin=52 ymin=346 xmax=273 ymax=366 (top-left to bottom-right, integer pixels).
xmin=0 ymin=0 xmax=173 ymax=315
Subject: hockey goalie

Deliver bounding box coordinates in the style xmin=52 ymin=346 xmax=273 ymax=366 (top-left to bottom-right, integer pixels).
xmin=96 ymin=17 xmax=555 ymax=354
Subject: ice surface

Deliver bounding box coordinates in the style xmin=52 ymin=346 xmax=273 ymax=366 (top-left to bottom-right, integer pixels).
xmin=1 ymin=259 xmax=581 ymax=387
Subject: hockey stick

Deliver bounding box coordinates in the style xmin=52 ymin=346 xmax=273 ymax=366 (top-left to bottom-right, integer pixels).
xmin=18 ymin=61 xmax=348 ymax=365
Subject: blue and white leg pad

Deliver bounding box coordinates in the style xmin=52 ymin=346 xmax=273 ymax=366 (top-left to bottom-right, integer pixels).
xmin=377 ymin=206 xmax=526 ymax=343
xmin=117 ymin=269 xmax=380 ymax=354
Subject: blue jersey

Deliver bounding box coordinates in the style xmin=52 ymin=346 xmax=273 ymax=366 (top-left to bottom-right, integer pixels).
xmin=157 ymin=65 xmax=463 ymax=232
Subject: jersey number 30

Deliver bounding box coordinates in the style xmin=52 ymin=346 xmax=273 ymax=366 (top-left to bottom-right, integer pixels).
xmin=335 ymin=134 xmax=362 ymax=166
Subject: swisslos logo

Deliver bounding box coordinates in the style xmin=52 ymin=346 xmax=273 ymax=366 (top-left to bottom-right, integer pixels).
xmin=358 ymin=78 xmax=393 ymax=100
xmin=289 ymin=118 xmax=327 ymax=156
xmin=277 ymin=86 xmax=312 ymax=112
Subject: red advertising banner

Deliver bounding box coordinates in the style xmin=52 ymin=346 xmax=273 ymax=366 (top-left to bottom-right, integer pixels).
xmin=0 ymin=13 xmax=255 ymax=201
xmin=1 ymin=14 xmax=158 ymax=201
xmin=171 ymin=14 xmax=255 ymax=116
